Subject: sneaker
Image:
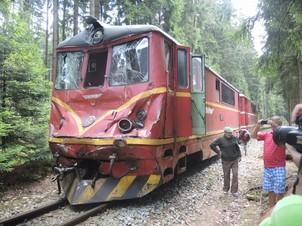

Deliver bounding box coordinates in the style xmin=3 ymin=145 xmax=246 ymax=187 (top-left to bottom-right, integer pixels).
xmin=231 ymin=192 xmax=239 ymax=197
xmin=223 ymin=191 xmax=228 ymax=195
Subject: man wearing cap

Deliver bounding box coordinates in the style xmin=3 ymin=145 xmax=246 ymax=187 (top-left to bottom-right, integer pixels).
xmin=210 ymin=127 xmax=242 ymax=197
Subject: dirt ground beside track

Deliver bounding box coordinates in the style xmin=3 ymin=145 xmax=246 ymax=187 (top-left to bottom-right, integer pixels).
xmin=190 ymin=139 xmax=297 ymax=226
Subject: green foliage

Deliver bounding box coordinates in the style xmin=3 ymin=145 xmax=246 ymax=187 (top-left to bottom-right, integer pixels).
xmin=0 ymin=145 xmax=51 ymax=172
xmin=0 ymin=12 xmax=51 ymax=173
xmin=0 ymin=0 xmax=10 ymax=18
xmin=258 ymin=0 xmax=302 ymax=117
xmin=254 ymin=77 xmax=287 ymax=120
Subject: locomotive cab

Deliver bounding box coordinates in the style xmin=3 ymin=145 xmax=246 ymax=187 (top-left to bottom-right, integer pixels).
xmin=49 ymin=18 xmax=200 ymax=204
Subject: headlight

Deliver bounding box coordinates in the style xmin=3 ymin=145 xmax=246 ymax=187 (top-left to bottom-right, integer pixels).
xmin=92 ymin=29 xmax=104 ymax=44
xmin=136 ymin=109 xmax=146 ymax=121
xmin=118 ymin=118 xmax=133 ymax=133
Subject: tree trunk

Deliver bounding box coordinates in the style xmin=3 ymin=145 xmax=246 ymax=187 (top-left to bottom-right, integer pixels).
xmin=100 ymin=0 xmax=103 ymax=22
xmin=288 ymin=90 xmax=294 ymax=123
xmin=44 ymin=0 xmax=49 ymax=73
xmin=21 ymin=0 xmax=31 ymax=24
xmin=0 ymin=70 xmax=6 ymax=149
xmin=90 ymin=0 xmax=100 ymax=19
xmin=73 ymin=0 xmax=79 ymax=35
xmin=62 ymin=0 xmax=67 ymax=41
xmin=288 ymin=95 xmax=291 ymax=123
xmin=297 ymin=58 xmax=302 ymax=103
xmin=52 ymin=0 xmax=59 ymax=82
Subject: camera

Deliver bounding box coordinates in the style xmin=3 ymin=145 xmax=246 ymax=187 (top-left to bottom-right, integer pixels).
xmin=273 ymin=115 xmax=302 ymax=153
xmin=261 ymin=120 xmax=268 ymax=125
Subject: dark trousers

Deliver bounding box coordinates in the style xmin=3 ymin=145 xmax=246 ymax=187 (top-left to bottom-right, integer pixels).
xmin=222 ymin=159 xmax=239 ymax=193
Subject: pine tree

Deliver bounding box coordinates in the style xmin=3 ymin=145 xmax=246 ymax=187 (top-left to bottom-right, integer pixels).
xmin=0 ymin=8 xmax=50 ymax=172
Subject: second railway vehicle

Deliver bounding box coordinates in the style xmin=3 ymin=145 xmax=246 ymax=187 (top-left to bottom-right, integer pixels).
xmin=49 ymin=16 xmax=257 ymax=205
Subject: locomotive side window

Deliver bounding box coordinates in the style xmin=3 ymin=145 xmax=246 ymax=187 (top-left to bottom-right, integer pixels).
xmin=216 ymin=79 xmax=220 ymax=90
xmin=110 ymin=38 xmax=148 ymax=86
xmin=84 ymin=51 xmax=107 ymax=88
xmin=221 ymin=83 xmax=235 ymax=105
xmin=164 ymin=41 xmax=173 ymax=89
xmin=215 ymin=79 xmax=221 ymax=101
xmin=192 ymin=57 xmax=203 ymax=92
xmin=55 ymin=52 xmax=83 ymax=90
xmin=177 ymin=49 xmax=188 ymax=88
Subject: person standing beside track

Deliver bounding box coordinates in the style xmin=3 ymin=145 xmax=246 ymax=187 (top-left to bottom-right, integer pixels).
xmin=259 ymin=104 xmax=302 ymax=226
xmin=210 ymin=127 xmax=241 ymax=197
xmin=252 ymin=116 xmax=286 ymax=209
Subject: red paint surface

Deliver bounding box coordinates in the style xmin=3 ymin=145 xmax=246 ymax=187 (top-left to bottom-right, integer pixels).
xmin=239 ymin=95 xmax=257 ymax=129
xmin=205 ymin=68 xmax=240 ymax=133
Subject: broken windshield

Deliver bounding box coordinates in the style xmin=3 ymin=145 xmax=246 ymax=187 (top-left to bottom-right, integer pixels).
xmin=110 ymin=38 xmax=148 ymax=86
xmin=55 ymin=52 xmax=84 ymax=90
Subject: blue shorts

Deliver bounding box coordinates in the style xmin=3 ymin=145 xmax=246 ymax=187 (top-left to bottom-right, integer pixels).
xmin=263 ymin=167 xmax=286 ymax=194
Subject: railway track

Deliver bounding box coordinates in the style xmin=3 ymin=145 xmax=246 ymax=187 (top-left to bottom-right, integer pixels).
xmin=0 ymin=198 xmax=108 ymax=226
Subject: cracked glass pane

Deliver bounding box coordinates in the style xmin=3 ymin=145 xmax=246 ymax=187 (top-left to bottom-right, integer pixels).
xmin=110 ymin=38 xmax=148 ymax=86
xmin=55 ymin=52 xmax=83 ymax=90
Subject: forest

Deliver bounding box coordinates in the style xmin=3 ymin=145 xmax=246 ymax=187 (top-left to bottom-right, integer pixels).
xmin=0 ymin=0 xmax=301 ymax=175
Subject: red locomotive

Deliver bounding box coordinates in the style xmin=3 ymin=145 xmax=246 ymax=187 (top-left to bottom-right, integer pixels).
xmin=49 ymin=17 xmax=256 ymax=205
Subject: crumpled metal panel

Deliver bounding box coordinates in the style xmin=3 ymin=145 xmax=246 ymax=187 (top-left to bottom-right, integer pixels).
xmin=62 ymin=172 xmax=161 ymax=205
xmin=49 ymin=86 xmax=167 ymax=139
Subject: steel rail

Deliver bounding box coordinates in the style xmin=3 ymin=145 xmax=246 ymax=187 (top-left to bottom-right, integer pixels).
xmin=0 ymin=198 xmax=67 ymax=226
xmin=60 ymin=204 xmax=108 ymax=226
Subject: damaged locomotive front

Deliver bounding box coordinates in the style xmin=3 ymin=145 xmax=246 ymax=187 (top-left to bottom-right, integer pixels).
xmin=49 ymin=18 xmax=172 ymax=204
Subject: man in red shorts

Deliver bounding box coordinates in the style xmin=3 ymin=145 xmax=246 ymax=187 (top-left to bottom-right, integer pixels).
xmin=252 ymin=116 xmax=286 ymax=208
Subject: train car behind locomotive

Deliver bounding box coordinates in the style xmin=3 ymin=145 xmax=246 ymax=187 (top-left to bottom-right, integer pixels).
xmin=49 ymin=16 xmax=256 ymax=205
xmin=239 ymin=94 xmax=257 ymax=129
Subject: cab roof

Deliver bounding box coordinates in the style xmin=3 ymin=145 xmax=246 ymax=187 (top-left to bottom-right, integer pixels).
xmin=58 ymin=23 xmax=180 ymax=48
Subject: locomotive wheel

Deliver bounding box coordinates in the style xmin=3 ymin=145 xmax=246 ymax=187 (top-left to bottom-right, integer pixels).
xmin=174 ymin=156 xmax=187 ymax=177
xmin=189 ymin=150 xmax=203 ymax=164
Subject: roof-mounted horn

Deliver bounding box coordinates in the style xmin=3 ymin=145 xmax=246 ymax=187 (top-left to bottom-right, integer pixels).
xmin=83 ymin=15 xmax=104 ymax=44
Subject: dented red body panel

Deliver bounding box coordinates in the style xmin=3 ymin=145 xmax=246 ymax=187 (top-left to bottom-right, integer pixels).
xmin=50 ymin=33 xmax=167 ymax=140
